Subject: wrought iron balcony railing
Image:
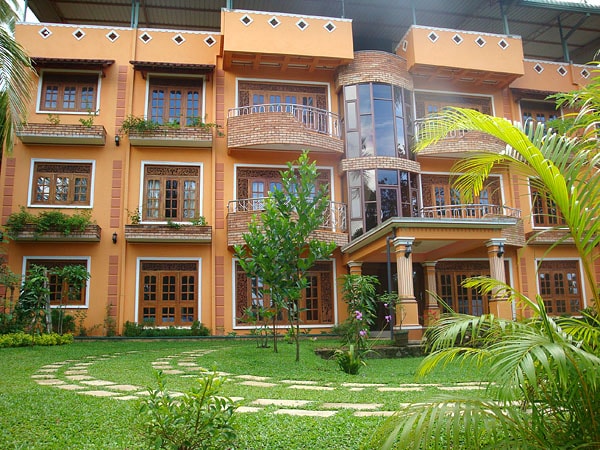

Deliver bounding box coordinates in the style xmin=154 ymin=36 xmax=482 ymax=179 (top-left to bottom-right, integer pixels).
xmin=227 ymin=198 xmax=347 ymax=233
xmin=228 ymin=103 xmax=342 ymax=138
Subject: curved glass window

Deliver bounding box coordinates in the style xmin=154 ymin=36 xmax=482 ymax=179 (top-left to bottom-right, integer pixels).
xmin=343 ymin=83 xmax=413 ymax=160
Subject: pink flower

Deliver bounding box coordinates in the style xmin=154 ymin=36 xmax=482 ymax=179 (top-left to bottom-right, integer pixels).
xmin=354 ymin=310 xmax=363 ymax=321
xmin=384 ymin=303 xmax=389 ymax=308
xmin=385 ymin=315 xmax=392 ymax=323
xmin=359 ymin=329 xmax=367 ymax=337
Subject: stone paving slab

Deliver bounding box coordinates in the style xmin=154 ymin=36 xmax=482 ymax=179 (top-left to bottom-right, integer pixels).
xmin=64 ymin=370 xmax=89 ymax=375
xmin=35 ymin=379 xmax=65 ymax=385
xmin=56 ymin=384 xmax=86 ymax=391
xmin=280 ymin=380 xmax=318 ymax=385
xmin=378 ymin=387 xmax=423 ymax=392
xmin=438 ymin=385 xmax=485 ymax=391
xmin=322 ymin=402 xmax=383 ymax=410
xmin=161 ymin=369 xmax=185 ymax=375
xmin=252 ymin=399 xmax=312 ymax=407
xmin=107 ymin=384 xmax=142 ymax=392
xmin=112 ymin=395 xmax=140 ymax=401
xmin=80 ymin=390 xmax=120 ymax=397
xmin=288 ymin=385 xmax=334 ymax=391
xmin=37 ymin=368 xmax=59 ymax=373
xmin=236 ymin=375 xmax=271 ymax=381
xmin=354 ymin=411 xmax=396 ymax=417
xmin=273 ymin=409 xmax=336 ymax=417
xmin=32 ymin=374 xmax=58 ymax=379
xmin=237 ymin=406 xmax=263 ymax=413
xmin=178 ymin=362 xmax=199 ymax=367
xmin=240 ymin=381 xmax=277 ymax=388
xmin=349 ymin=388 xmax=365 ymax=391
xmin=66 ymin=375 xmax=94 ymax=381
xmin=81 ymin=380 xmax=116 ymax=386
xmin=342 ymin=382 xmax=386 ymax=387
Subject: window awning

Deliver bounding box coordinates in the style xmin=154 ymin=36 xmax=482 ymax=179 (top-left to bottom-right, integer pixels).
xmin=130 ymin=61 xmax=215 ymax=78
xmin=31 ymin=57 xmax=115 ymax=75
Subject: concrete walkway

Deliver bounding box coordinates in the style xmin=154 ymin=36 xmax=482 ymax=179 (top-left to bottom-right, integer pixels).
xmin=31 ymin=349 xmax=488 ymax=417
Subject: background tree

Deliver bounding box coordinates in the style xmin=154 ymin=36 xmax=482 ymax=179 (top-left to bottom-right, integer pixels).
xmin=0 ymin=0 xmax=33 ymax=152
xmin=235 ymin=151 xmax=336 ymax=361
xmin=368 ymin=65 xmax=600 ymax=449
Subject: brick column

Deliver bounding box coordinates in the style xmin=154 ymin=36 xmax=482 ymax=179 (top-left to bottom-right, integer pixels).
xmin=486 ymin=238 xmax=511 ymax=319
xmin=393 ymin=237 xmax=419 ymax=334
xmin=347 ymin=261 xmax=363 ymax=275
xmin=422 ymin=262 xmax=440 ymax=326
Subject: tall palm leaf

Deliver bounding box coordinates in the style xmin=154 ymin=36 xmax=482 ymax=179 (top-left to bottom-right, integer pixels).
xmin=0 ymin=0 xmax=33 ymax=152
xmin=416 ymin=107 xmax=600 ymax=304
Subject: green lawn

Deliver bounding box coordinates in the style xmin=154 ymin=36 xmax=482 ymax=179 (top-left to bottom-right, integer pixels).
xmin=0 ymin=338 xmax=486 ymax=449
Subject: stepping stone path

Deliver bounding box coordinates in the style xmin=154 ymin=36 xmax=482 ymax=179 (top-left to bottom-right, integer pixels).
xmin=31 ymin=349 xmax=489 ymax=418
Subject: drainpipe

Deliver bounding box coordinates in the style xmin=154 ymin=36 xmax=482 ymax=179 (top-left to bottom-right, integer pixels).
xmin=410 ymin=0 xmax=417 ymax=25
xmin=499 ymin=0 xmax=510 ymax=35
xmin=131 ymin=0 xmax=140 ymax=28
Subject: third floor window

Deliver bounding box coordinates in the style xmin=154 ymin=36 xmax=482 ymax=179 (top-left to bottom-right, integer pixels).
xmin=148 ymin=77 xmax=203 ymax=125
xmin=39 ymin=72 xmax=99 ymax=113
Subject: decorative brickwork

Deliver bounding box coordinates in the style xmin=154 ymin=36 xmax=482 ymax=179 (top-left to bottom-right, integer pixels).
xmin=13 ymin=224 xmax=102 ymax=242
xmin=115 ymin=65 xmax=128 ymax=135
xmin=2 ymin=158 xmax=15 ymax=224
xmin=124 ymin=225 xmax=212 ymax=243
xmin=17 ymin=123 xmax=107 ymax=145
xmin=128 ymin=126 xmax=213 ymax=147
xmin=227 ymin=113 xmax=343 ymax=153
xmin=501 ymin=220 xmax=525 ymax=247
xmin=111 ymin=160 xmax=122 ymax=228
xmin=107 ymin=255 xmax=119 ymax=319
xmin=416 ymin=130 xmax=505 ymax=156
xmin=215 ymin=255 xmax=225 ymax=334
xmin=215 ymin=163 xmax=225 ymax=229
xmin=525 ymin=229 xmax=574 ymax=245
xmin=340 ymin=156 xmax=420 ymax=173
xmin=335 ymin=51 xmax=413 ymax=91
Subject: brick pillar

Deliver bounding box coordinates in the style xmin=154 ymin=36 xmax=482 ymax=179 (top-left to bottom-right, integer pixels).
xmin=422 ymin=262 xmax=440 ymax=326
xmin=347 ymin=261 xmax=363 ymax=275
xmin=393 ymin=237 xmax=419 ymax=335
xmin=486 ymin=238 xmax=512 ymax=319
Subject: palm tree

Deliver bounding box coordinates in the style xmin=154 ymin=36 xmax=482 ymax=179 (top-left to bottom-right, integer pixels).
xmin=366 ymin=65 xmax=600 ymax=449
xmin=0 ymin=0 xmax=33 ymax=152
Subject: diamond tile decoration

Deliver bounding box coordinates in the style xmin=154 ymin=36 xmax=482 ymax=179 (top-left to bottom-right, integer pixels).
xmin=73 ymin=28 xmax=85 ymax=40
xmin=428 ymin=31 xmax=439 ymax=43
xmin=39 ymin=27 xmax=52 ymax=39
xmin=498 ymin=38 xmax=509 ymax=50
xmin=475 ymin=36 xmax=486 ymax=47
xmin=268 ymin=16 xmax=280 ymax=28
xmin=296 ymin=19 xmax=309 ymax=31
xmin=106 ymin=30 xmax=120 ymax=42
xmin=324 ymin=21 xmax=336 ymax=32
xmin=172 ymin=34 xmax=185 ymax=45
xmin=557 ymin=65 xmax=568 ymax=77
xmin=240 ymin=14 xmax=253 ymax=26
xmin=203 ymin=36 xmax=215 ymax=51
xmin=139 ymin=32 xmax=152 ymax=44
xmin=534 ymin=63 xmax=544 ymax=74
xmin=581 ymin=68 xmax=590 ymax=79
xmin=452 ymin=34 xmax=463 ymax=45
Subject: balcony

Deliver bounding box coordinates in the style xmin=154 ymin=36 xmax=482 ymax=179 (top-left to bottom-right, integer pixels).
xmin=222 ymin=9 xmax=353 ymax=71
xmin=17 ymin=123 xmax=107 ymax=146
xmin=10 ymin=224 xmax=102 ymax=242
xmin=510 ymin=59 xmax=592 ymax=94
xmin=421 ymin=204 xmax=521 ymax=220
xmin=124 ymin=224 xmax=212 ymax=243
xmin=414 ymin=119 xmax=506 ymax=157
xmin=227 ymin=198 xmax=348 ymax=247
xmin=398 ymin=25 xmax=524 ymax=87
xmin=227 ymin=104 xmax=343 ymax=153
xmin=127 ymin=126 xmax=214 ymax=148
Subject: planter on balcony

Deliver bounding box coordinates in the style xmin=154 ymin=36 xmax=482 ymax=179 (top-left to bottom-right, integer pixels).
xmin=17 ymin=123 xmax=107 ymax=145
xmin=127 ymin=127 xmax=214 ymax=148
xmin=125 ymin=224 xmax=212 ymax=243
xmin=12 ymin=224 xmax=101 ymax=242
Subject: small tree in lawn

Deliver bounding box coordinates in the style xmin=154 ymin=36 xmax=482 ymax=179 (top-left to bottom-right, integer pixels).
xmin=235 ymin=151 xmax=336 ymax=362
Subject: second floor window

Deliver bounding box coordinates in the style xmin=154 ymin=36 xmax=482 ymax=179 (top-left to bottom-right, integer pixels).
xmin=31 ymin=161 xmax=92 ymax=206
xmin=143 ymin=165 xmax=201 ymax=222
xmin=40 ymin=72 xmax=99 ymax=113
xmin=531 ymin=186 xmax=565 ymax=227
xmin=148 ymin=77 xmax=202 ymax=125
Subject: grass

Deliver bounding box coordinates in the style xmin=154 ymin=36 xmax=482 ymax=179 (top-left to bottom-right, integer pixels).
xmin=0 ymin=338 xmax=487 ymax=449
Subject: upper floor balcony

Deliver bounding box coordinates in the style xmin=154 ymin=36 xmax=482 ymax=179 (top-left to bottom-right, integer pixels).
xmin=124 ymin=224 xmax=212 ymax=243
xmin=413 ymin=118 xmax=506 ymax=157
xmin=17 ymin=123 xmax=107 ymax=146
xmin=420 ymin=204 xmax=521 ymax=220
xmin=226 ymin=198 xmax=348 ymax=247
xmin=221 ymin=9 xmax=353 ymax=72
xmin=227 ymin=104 xmax=344 ymax=154
xmin=398 ymin=25 xmax=524 ymax=87
xmin=509 ymin=59 xmax=592 ymax=93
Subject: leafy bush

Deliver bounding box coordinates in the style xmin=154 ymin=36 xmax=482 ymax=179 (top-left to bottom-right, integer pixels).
xmin=4 ymin=207 xmax=94 ymax=238
xmin=335 ymin=344 xmax=366 ymax=375
xmin=0 ymin=332 xmax=73 ymax=348
xmin=123 ymin=321 xmax=211 ymax=337
xmin=51 ymin=309 xmax=75 ymax=334
xmin=138 ymin=371 xmax=237 ymax=450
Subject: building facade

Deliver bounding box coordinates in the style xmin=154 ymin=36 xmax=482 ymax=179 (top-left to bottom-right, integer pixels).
xmin=2 ymin=2 xmax=598 ymax=338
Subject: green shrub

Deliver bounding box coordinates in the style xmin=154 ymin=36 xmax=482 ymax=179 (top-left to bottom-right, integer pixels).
xmin=51 ymin=310 xmax=75 ymax=334
xmin=138 ymin=370 xmax=237 ymax=449
xmin=0 ymin=332 xmax=73 ymax=348
xmin=191 ymin=320 xmax=211 ymax=336
xmin=335 ymin=344 xmax=366 ymax=375
xmin=123 ymin=321 xmax=211 ymax=338
xmin=4 ymin=208 xmax=94 ymax=238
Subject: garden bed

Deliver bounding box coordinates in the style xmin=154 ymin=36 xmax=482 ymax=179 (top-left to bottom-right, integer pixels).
xmin=314 ymin=344 xmax=423 ymax=359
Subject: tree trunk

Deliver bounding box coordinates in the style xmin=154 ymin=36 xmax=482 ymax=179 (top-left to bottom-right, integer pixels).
xmin=295 ymin=316 xmax=300 ymax=362
xmin=272 ymin=313 xmax=278 ymax=353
